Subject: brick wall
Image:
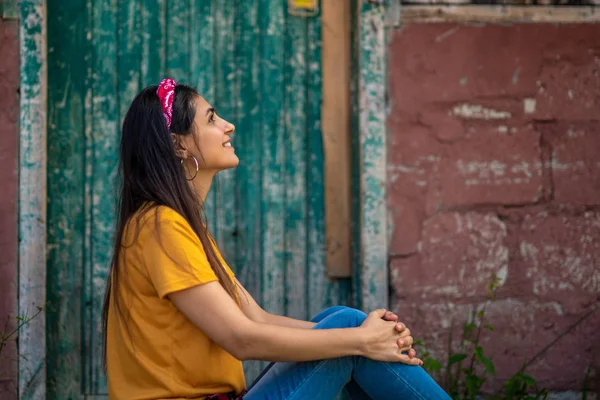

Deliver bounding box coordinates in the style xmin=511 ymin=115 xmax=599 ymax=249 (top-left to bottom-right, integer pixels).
xmin=0 ymin=17 xmax=19 ymax=400
xmin=388 ymin=23 xmax=599 ymax=394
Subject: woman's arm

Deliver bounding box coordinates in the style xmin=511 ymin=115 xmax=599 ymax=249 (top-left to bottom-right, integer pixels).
xmin=235 ymin=279 xmax=315 ymax=329
xmin=169 ymin=281 xmax=420 ymax=364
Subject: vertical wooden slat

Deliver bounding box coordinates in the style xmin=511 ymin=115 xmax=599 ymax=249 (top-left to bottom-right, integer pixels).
xmin=357 ymin=1 xmax=389 ymax=311
xmin=190 ymin=0 xmax=217 ymax=233
xmin=235 ymin=0 xmax=265 ymax=383
xmin=322 ymin=0 xmax=352 ymax=278
xmin=307 ymin=9 xmax=340 ymax=318
xmin=213 ymin=0 xmax=238 ymax=271
xmin=86 ymin=0 xmax=119 ymax=394
xmin=18 ymin=0 xmax=46 ymax=398
xmin=117 ymin=0 xmax=142 ymax=120
xmin=260 ymin=0 xmax=286 ymax=316
xmin=46 ymin=0 xmax=86 ymax=397
xmin=284 ymin=12 xmax=308 ymax=320
xmin=139 ymin=0 xmax=165 ymax=87
xmin=165 ymin=0 xmax=189 ymax=83
xmin=234 ymin=0 xmax=261 ymax=309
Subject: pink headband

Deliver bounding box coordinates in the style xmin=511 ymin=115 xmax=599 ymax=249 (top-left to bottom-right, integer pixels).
xmin=156 ymin=78 xmax=177 ymax=129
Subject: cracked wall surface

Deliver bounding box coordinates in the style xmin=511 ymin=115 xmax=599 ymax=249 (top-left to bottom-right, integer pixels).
xmin=0 ymin=16 xmax=20 ymax=400
xmin=388 ymin=23 xmax=600 ymax=395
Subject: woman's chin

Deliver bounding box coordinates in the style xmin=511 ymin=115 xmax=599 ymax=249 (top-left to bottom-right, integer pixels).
xmin=218 ymin=156 xmax=240 ymax=171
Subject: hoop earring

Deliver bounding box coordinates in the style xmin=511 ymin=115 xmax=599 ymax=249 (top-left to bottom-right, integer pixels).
xmin=181 ymin=156 xmax=199 ymax=181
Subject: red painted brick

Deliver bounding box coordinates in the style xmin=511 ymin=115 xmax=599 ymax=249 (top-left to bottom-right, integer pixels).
xmin=0 ymin=19 xmax=19 ymax=400
xmin=387 ymin=123 xmax=441 ymax=219
xmin=420 ymin=110 xmax=464 ymax=143
xmin=392 ymin=299 xmax=599 ymax=393
xmin=513 ymin=212 xmax=600 ymax=309
xmin=391 ymin=212 xmax=508 ymax=301
xmin=429 ymin=125 xmax=543 ymax=208
xmin=388 ymin=22 xmax=600 ymax=395
xmin=534 ymin=33 xmax=600 ymax=121
xmin=389 ymin=24 xmax=546 ymax=115
xmin=538 ymin=122 xmax=600 ymax=206
xmin=389 ymin=196 xmax=423 ymax=256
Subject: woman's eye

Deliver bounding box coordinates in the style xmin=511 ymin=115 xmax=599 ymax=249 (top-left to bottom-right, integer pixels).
xmin=209 ymin=113 xmax=215 ymax=123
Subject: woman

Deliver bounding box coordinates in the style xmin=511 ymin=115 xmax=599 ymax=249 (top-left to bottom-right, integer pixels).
xmin=102 ymin=78 xmax=450 ymax=400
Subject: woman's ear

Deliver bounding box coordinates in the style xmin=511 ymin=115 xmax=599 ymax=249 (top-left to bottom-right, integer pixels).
xmin=171 ymin=133 xmax=188 ymax=159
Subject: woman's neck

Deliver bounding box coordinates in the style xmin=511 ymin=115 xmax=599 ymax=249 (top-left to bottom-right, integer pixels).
xmin=190 ymin=170 xmax=216 ymax=204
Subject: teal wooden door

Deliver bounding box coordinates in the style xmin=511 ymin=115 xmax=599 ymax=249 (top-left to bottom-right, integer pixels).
xmin=46 ymin=0 xmax=351 ymax=398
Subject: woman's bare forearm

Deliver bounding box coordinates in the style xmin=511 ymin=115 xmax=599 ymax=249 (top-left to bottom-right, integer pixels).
xmin=262 ymin=312 xmax=316 ymax=329
xmin=237 ymin=321 xmax=364 ymax=362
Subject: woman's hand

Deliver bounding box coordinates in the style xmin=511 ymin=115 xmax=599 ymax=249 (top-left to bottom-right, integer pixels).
xmin=382 ymin=310 xmax=418 ymax=359
xmin=359 ymin=309 xmax=422 ymax=365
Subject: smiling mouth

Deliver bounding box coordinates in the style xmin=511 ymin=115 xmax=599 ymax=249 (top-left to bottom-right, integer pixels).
xmin=223 ymin=142 xmax=233 ymax=148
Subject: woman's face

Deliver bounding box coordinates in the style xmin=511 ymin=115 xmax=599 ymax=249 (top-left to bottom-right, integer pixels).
xmin=178 ymin=95 xmax=239 ymax=172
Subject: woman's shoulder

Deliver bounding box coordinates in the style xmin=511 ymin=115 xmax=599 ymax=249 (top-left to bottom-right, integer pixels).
xmin=125 ymin=204 xmax=190 ymax=240
xmin=134 ymin=204 xmax=186 ymax=225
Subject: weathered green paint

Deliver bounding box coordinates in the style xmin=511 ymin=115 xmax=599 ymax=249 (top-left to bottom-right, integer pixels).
xmin=87 ymin=0 xmax=119 ymax=395
xmin=260 ymin=0 xmax=286 ymax=318
xmin=46 ymin=0 xmax=86 ymax=397
xmin=213 ymin=1 xmax=238 ymax=273
xmin=18 ymin=1 xmax=46 ymax=398
xmin=2 ymin=0 xmax=18 ymax=19
xmin=45 ymin=0 xmax=363 ymax=395
xmin=190 ymin=0 xmax=217 ymax=234
xmin=356 ymin=0 xmax=389 ymax=312
xmin=284 ymin=10 xmax=308 ymax=320
xmin=233 ymin=0 xmax=265 ymax=380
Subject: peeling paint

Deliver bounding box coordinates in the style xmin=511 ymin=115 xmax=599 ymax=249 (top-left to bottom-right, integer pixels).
xmin=358 ymin=2 xmax=388 ymax=311
xmin=524 ymin=98 xmax=536 ymax=114
xmin=18 ymin=1 xmax=46 ymax=399
xmin=451 ymin=103 xmax=511 ymax=120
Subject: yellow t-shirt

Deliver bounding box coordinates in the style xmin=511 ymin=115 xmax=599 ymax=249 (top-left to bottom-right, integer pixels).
xmin=107 ymin=206 xmax=245 ymax=400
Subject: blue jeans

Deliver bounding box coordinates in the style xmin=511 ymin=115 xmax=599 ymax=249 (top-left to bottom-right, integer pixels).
xmin=244 ymin=306 xmax=450 ymax=400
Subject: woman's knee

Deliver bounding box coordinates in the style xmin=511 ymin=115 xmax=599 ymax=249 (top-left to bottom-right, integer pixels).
xmin=325 ymin=307 xmax=367 ymax=328
xmin=310 ymin=306 xmax=350 ymax=323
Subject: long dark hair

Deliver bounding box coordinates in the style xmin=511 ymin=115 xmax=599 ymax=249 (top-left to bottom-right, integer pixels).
xmin=101 ymin=84 xmax=238 ymax=367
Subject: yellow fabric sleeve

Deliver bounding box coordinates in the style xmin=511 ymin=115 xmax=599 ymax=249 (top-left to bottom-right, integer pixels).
xmin=141 ymin=207 xmax=220 ymax=299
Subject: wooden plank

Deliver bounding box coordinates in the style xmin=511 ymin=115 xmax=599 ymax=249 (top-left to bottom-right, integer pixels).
xmin=117 ymin=0 xmax=142 ymax=120
xmin=189 ymin=0 xmax=217 ymax=233
xmin=350 ymin=0 xmax=363 ymax=310
xmin=306 ymin=9 xmax=342 ymax=318
xmin=357 ymin=1 xmax=389 ymax=312
xmin=260 ymin=0 xmax=286 ymax=316
xmin=139 ymin=0 xmax=165 ymax=86
xmin=400 ymin=5 xmax=600 ymax=24
xmin=46 ymin=0 xmax=87 ymax=397
xmin=165 ymin=0 xmax=189 ymax=82
xmin=213 ymin=1 xmax=238 ymax=272
xmin=86 ymin=0 xmax=119 ymax=394
xmin=18 ymin=1 xmax=46 ymax=398
xmin=322 ymin=0 xmax=352 ymax=278
xmin=234 ymin=0 xmax=265 ymax=383
xmin=284 ymin=10 xmax=308 ymax=320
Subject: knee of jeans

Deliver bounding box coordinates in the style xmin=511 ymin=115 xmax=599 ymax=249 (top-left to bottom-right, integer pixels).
xmin=323 ymin=305 xmax=349 ymax=314
xmin=331 ymin=308 xmax=368 ymax=328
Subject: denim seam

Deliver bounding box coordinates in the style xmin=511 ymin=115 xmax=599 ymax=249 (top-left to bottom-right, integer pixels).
xmin=381 ymin=363 xmax=428 ymax=400
xmin=285 ymin=360 xmax=328 ymax=400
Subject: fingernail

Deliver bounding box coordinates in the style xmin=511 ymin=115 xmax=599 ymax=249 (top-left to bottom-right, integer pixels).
xmin=399 ymin=340 xmax=404 ymax=345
